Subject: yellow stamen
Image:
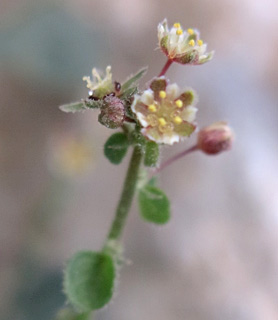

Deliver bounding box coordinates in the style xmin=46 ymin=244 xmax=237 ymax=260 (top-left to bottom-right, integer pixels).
xmin=189 ymin=39 xmax=195 ymax=46
xmin=173 ymin=116 xmax=182 ymax=124
xmin=187 ymin=28 xmax=194 ymax=35
xmin=148 ymin=104 xmax=157 ymax=112
xmin=175 ymin=99 xmax=183 ymax=108
xmin=176 ymin=28 xmax=183 ymax=36
xmin=173 ymin=23 xmax=181 ymax=28
xmin=159 ymin=90 xmax=167 ymax=99
xmin=158 ymin=117 xmax=166 ymax=126
xmin=198 ymin=39 xmax=203 ymax=46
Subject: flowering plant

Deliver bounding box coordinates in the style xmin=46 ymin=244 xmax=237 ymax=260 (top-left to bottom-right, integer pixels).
xmin=57 ymin=19 xmax=233 ymax=319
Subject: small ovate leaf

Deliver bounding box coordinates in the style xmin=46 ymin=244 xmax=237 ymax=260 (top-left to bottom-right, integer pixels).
xmin=139 ymin=185 xmax=170 ymax=224
xmin=55 ymin=307 xmax=91 ymax=320
xmin=121 ymin=67 xmax=148 ymax=92
xmin=104 ymin=132 xmax=129 ymax=164
xmin=144 ymin=141 xmax=159 ymax=167
xmin=59 ymin=102 xmax=87 ymax=113
xmin=64 ymin=251 xmax=115 ymax=312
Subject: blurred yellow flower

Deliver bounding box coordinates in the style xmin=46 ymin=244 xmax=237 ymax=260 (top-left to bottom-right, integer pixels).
xmin=49 ymin=137 xmax=95 ymax=177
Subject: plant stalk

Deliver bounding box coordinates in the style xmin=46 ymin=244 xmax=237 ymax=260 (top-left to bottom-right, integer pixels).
xmin=106 ymin=145 xmax=143 ymax=241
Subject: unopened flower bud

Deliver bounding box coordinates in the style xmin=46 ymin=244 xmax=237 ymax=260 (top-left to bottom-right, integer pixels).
xmin=198 ymin=122 xmax=233 ymax=155
xmin=98 ymin=95 xmax=125 ymax=129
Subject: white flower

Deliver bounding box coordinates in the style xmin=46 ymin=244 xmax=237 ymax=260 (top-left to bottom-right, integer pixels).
xmin=82 ymin=66 xmax=114 ymax=99
xmin=158 ymin=19 xmax=214 ymax=65
xmin=131 ymin=77 xmax=197 ymax=145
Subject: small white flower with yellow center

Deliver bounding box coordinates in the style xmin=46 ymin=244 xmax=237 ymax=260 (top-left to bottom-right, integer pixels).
xmin=158 ymin=19 xmax=214 ymax=65
xmin=131 ymin=77 xmax=198 ymax=145
xmin=83 ymin=66 xmax=114 ymax=99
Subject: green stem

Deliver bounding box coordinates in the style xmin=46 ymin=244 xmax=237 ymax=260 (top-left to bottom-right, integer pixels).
xmin=106 ymin=145 xmax=143 ymax=242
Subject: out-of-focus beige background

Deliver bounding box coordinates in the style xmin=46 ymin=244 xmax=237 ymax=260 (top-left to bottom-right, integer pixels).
xmin=1 ymin=0 xmax=278 ymax=319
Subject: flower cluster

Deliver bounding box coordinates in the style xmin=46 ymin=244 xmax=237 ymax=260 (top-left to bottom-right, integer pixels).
xmin=158 ymin=19 xmax=214 ymax=65
xmin=131 ymin=77 xmax=197 ymax=145
xmin=61 ymin=19 xmax=219 ymax=147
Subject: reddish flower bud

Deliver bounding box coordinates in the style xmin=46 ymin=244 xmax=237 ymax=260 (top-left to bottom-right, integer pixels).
xmin=98 ymin=95 xmax=125 ymax=129
xmin=198 ymin=122 xmax=233 ymax=155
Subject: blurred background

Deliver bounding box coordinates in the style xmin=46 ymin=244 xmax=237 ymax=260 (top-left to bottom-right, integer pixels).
xmin=1 ymin=0 xmax=278 ymax=319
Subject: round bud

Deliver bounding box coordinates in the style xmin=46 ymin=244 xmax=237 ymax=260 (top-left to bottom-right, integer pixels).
xmin=198 ymin=122 xmax=234 ymax=155
xmin=98 ymin=96 xmax=125 ymax=129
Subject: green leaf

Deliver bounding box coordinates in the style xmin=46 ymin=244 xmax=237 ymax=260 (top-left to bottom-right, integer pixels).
xmin=55 ymin=307 xmax=91 ymax=320
xmin=118 ymin=86 xmax=138 ymax=101
xmin=147 ymin=177 xmax=157 ymax=187
xmin=59 ymin=102 xmax=86 ymax=113
xmin=83 ymin=98 xmax=104 ymax=109
xmin=64 ymin=251 xmax=115 ymax=312
xmin=121 ymin=67 xmax=148 ymax=92
xmin=104 ymin=132 xmax=129 ymax=164
xmin=144 ymin=141 xmax=159 ymax=167
xmin=138 ymin=185 xmax=170 ymax=224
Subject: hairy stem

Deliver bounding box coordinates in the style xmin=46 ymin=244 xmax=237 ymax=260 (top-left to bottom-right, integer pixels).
xmin=158 ymin=59 xmax=173 ymax=77
xmin=154 ymin=145 xmax=198 ymax=175
xmin=106 ymin=145 xmax=143 ymax=241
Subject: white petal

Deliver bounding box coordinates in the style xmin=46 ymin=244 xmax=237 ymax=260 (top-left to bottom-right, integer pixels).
xmin=181 ymin=106 xmax=198 ymax=122
xmin=160 ymin=134 xmax=180 ymax=145
xmin=142 ymin=128 xmax=180 ymax=145
xmin=137 ymin=113 xmax=148 ymax=127
xmin=140 ymin=89 xmax=154 ymax=105
xmin=197 ymin=43 xmax=207 ymax=55
xmin=157 ymin=25 xmax=166 ymax=41
xmin=166 ymin=83 xmax=180 ymax=100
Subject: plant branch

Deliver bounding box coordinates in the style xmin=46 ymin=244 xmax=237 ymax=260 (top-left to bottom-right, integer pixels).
xmin=154 ymin=145 xmax=198 ymax=175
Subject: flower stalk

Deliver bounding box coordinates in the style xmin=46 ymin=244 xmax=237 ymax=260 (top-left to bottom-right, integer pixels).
xmin=158 ymin=59 xmax=173 ymax=77
xmin=154 ymin=144 xmax=198 ymax=174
